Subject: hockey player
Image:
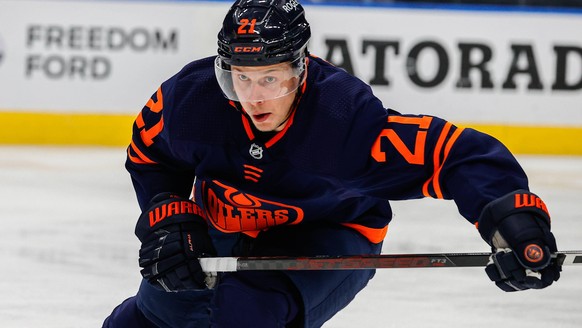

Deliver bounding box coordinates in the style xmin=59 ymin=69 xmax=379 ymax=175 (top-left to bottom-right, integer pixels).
xmin=103 ymin=0 xmax=561 ymax=327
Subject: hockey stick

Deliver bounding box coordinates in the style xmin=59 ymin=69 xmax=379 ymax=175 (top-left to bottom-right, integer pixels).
xmin=199 ymin=251 xmax=582 ymax=272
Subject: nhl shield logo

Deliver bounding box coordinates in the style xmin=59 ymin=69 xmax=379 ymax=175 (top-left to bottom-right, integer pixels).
xmin=249 ymin=143 xmax=263 ymax=159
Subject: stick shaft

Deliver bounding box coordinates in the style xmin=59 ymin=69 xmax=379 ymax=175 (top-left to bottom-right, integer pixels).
xmin=199 ymin=251 xmax=582 ymax=272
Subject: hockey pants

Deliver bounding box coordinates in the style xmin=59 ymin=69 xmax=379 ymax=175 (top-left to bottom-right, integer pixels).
xmin=103 ymin=222 xmax=382 ymax=327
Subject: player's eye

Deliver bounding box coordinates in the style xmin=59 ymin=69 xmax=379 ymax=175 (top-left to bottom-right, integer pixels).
xmin=264 ymin=76 xmax=277 ymax=84
xmin=237 ymin=74 xmax=249 ymax=81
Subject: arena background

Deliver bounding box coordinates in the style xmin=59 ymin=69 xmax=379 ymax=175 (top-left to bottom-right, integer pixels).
xmin=1 ymin=1 xmax=581 ymax=327
xmin=0 ymin=0 xmax=581 ymax=154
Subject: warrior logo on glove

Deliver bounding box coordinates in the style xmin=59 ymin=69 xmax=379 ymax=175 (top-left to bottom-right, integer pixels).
xmin=148 ymin=198 xmax=205 ymax=227
xmin=514 ymin=192 xmax=549 ymax=217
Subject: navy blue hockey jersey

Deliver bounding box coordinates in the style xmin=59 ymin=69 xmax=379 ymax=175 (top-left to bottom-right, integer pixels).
xmin=126 ymin=55 xmax=528 ymax=244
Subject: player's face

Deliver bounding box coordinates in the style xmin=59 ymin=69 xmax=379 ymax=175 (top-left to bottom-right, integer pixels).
xmin=231 ymin=62 xmax=298 ymax=132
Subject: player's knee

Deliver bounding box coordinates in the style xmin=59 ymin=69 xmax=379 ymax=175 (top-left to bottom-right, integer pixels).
xmin=102 ymin=296 xmax=158 ymax=328
xmin=210 ymin=273 xmax=300 ymax=328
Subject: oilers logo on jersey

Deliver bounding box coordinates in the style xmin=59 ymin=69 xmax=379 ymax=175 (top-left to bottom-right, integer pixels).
xmin=201 ymin=179 xmax=305 ymax=234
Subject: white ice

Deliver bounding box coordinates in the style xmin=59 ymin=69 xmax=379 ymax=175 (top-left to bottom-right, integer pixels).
xmin=0 ymin=146 xmax=580 ymax=328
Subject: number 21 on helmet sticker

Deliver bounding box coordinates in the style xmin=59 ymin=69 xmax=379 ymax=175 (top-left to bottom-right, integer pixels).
xmin=237 ymin=18 xmax=257 ymax=34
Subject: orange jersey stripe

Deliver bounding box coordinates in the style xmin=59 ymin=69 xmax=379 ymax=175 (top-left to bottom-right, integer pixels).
xmin=432 ymin=127 xmax=464 ymax=198
xmin=433 ymin=122 xmax=453 ymax=169
xmin=244 ymin=169 xmax=262 ymax=178
xmin=265 ymin=107 xmax=297 ymax=148
xmin=128 ymin=140 xmax=157 ymax=164
xmin=341 ymin=222 xmax=388 ymax=244
xmin=423 ymin=122 xmax=452 ymax=198
xmin=444 ymin=127 xmax=464 ymax=158
xmin=243 ymin=164 xmax=264 ymax=173
xmin=241 ymin=114 xmax=255 ymax=141
xmin=127 ymin=147 xmax=149 ymax=164
xmin=423 ymin=125 xmax=465 ymax=199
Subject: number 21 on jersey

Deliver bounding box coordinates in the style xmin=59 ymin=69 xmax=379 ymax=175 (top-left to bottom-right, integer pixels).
xmin=371 ymin=115 xmax=433 ymax=165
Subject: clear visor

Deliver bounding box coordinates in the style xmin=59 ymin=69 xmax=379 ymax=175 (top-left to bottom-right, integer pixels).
xmin=215 ymin=56 xmax=305 ymax=102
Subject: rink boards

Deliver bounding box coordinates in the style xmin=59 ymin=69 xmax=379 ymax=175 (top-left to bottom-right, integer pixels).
xmin=0 ymin=0 xmax=581 ymax=154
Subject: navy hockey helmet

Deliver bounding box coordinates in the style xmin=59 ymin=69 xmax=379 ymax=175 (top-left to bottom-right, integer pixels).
xmin=215 ymin=0 xmax=311 ymax=102
xmin=217 ymin=0 xmax=311 ymax=66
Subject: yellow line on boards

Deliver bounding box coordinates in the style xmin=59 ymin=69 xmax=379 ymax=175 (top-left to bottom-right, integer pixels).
xmin=0 ymin=111 xmax=135 ymax=146
xmin=1 ymin=112 xmax=581 ymax=155
xmin=462 ymin=123 xmax=582 ymax=156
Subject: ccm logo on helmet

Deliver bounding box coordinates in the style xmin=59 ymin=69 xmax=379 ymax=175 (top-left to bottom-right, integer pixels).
xmin=282 ymin=0 xmax=300 ymax=13
xmin=233 ymin=46 xmax=264 ymax=53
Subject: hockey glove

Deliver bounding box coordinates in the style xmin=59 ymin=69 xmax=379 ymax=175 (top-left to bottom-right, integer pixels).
xmin=477 ymin=190 xmax=561 ymax=292
xmin=135 ymin=193 xmax=217 ymax=292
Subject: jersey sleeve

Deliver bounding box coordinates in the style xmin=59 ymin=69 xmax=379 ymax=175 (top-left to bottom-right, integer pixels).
xmin=357 ymin=109 xmax=528 ymax=223
xmin=125 ymin=77 xmax=195 ymax=210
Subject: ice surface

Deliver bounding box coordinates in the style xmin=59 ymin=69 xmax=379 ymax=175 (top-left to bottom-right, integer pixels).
xmin=0 ymin=146 xmax=580 ymax=328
